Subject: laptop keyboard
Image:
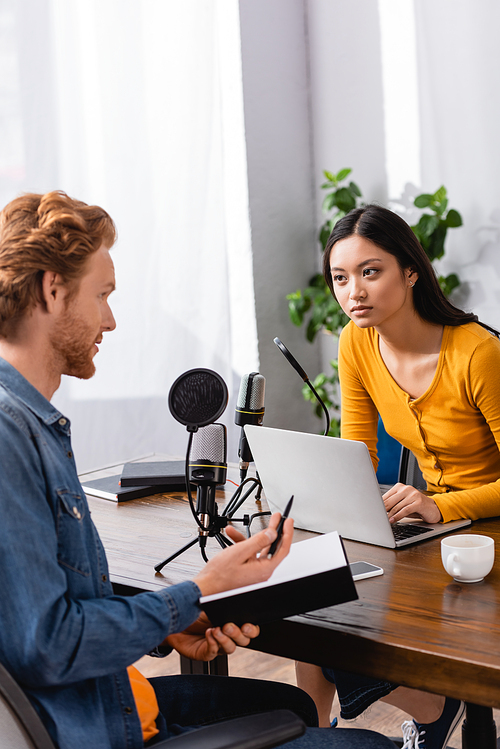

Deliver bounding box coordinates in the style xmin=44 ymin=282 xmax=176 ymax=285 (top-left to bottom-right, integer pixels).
xmin=392 ymin=523 xmax=430 ymax=541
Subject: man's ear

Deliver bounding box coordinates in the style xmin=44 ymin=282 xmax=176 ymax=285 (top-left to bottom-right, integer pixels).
xmin=41 ymin=271 xmax=66 ymax=313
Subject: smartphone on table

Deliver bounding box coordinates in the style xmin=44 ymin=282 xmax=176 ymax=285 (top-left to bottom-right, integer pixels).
xmin=349 ymin=561 xmax=384 ymax=580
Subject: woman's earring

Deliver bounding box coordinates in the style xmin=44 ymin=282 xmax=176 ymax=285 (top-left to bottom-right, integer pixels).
xmin=409 ymin=280 xmax=415 ymax=288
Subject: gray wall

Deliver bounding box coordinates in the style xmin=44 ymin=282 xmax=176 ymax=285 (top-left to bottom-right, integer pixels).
xmin=239 ymin=0 xmax=321 ymax=434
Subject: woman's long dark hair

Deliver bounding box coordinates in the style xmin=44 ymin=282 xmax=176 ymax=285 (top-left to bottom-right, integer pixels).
xmin=323 ymin=204 xmax=494 ymax=330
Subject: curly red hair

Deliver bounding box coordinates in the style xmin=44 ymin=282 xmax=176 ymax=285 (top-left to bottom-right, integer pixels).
xmin=0 ymin=191 xmax=116 ymax=335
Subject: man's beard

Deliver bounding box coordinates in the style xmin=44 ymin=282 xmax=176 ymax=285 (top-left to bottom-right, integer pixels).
xmin=50 ymin=306 xmax=97 ymax=380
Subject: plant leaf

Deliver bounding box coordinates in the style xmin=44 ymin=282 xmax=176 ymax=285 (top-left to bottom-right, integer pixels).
xmin=426 ymin=222 xmax=447 ymax=261
xmin=336 ymin=168 xmax=352 ymax=182
xmin=323 ymin=169 xmax=336 ymax=182
xmin=414 ymin=193 xmax=433 ymax=208
xmin=415 ymin=213 xmax=440 ymax=238
xmin=335 ymin=187 xmax=356 ymax=213
xmin=287 ymin=301 xmax=303 ymax=327
xmin=306 ymin=316 xmax=323 ymax=342
xmin=349 ymin=181 xmax=362 ymax=197
xmin=439 ymin=272 xmax=460 ymax=297
xmin=322 ymin=192 xmax=337 ymax=212
xmin=433 ymin=185 xmax=447 ymax=204
xmin=445 ymin=209 xmax=463 ymax=228
xmin=434 ymin=197 xmax=448 ymax=217
xmin=319 ymin=223 xmax=332 ymax=250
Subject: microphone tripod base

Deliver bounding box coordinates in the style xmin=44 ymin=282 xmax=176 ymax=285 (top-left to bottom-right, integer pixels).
xmin=154 ymin=524 xmax=232 ymax=573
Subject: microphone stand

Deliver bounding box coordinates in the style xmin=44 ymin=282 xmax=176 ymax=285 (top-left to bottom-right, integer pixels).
xmin=154 ymin=431 xmax=233 ymax=572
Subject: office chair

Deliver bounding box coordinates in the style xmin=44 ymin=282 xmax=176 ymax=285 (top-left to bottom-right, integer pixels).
xmin=0 ymin=659 xmax=305 ymax=749
xmin=397 ymin=446 xmax=426 ymax=491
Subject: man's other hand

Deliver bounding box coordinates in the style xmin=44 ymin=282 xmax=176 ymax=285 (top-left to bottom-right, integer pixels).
xmin=164 ymin=613 xmax=259 ymax=661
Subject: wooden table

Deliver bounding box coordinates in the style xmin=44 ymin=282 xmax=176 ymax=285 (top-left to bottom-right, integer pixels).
xmin=85 ymin=468 xmax=500 ymax=748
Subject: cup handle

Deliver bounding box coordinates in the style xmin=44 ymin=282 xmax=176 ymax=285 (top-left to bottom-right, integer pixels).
xmin=445 ymin=552 xmax=461 ymax=578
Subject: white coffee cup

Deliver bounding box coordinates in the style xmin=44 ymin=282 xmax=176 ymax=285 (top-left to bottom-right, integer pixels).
xmin=441 ymin=534 xmax=495 ymax=583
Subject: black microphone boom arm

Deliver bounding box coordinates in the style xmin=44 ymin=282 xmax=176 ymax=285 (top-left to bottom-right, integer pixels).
xmin=273 ymin=337 xmax=331 ymax=437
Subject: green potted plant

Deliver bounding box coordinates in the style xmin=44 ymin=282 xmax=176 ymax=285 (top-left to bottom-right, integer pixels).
xmin=286 ymin=168 xmax=359 ymax=343
xmin=410 ymin=185 xmax=462 ymax=296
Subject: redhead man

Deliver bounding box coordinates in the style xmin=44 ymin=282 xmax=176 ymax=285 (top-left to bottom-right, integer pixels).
xmin=0 ymin=191 xmax=394 ymax=749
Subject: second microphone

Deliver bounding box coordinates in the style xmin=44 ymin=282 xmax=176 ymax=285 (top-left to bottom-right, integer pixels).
xmin=235 ymin=372 xmax=265 ymax=480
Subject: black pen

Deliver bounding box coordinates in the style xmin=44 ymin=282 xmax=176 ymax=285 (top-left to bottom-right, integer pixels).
xmin=268 ymin=495 xmax=294 ymax=557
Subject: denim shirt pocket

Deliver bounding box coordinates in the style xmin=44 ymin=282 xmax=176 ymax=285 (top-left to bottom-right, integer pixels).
xmin=56 ymin=490 xmax=91 ymax=576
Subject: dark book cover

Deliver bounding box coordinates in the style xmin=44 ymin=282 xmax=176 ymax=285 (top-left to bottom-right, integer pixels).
xmin=81 ymin=474 xmax=177 ymax=502
xmin=200 ymin=532 xmax=357 ymax=627
xmin=120 ymin=460 xmax=186 ymax=489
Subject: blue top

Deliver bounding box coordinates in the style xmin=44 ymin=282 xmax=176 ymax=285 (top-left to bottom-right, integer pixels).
xmin=0 ymin=357 xmax=201 ymax=749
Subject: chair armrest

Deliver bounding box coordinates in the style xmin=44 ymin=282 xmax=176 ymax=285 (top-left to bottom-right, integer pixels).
xmin=153 ymin=709 xmax=306 ymax=749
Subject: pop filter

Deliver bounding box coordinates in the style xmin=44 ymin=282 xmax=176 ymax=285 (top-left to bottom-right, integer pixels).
xmin=168 ymin=368 xmax=228 ymax=430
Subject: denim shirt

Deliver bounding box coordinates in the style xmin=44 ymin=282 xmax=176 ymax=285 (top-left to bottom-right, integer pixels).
xmin=0 ymin=358 xmax=201 ymax=749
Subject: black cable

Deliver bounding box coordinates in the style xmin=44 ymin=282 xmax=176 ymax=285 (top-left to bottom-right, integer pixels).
xmin=245 ymin=511 xmax=272 ymax=537
xmin=185 ymin=431 xmax=206 ymax=531
xmin=222 ymin=476 xmax=262 ymax=518
xmin=221 ymin=483 xmax=243 ymax=518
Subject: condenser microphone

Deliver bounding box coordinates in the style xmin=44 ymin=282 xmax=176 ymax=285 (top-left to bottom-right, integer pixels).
xmin=189 ymin=423 xmax=227 ymax=547
xmin=235 ymin=372 xmax=265 ymax=480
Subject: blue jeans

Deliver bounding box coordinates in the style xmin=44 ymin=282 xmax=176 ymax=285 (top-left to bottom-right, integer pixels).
xmin=148 ymin=675 xmax=396 ymax=748
xmin=322 ymin=669 xmax=398 ymax=720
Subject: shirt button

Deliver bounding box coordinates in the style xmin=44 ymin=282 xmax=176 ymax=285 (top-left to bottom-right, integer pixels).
xmin=58 ymin=418 xmax=67 ymax=426
xmin=72 ymin=506 xmax=82 ymax=520
xmin=67 ymin=451 xmax=73 ymax=459
xmin=124 ymin=706 xmax=133 ymax=714
xmin=102 ymin=574 xmax=107 ymax=582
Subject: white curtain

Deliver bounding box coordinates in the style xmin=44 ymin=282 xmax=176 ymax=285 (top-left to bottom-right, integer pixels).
xmin=0 ymin=0 xmax=258 ymax=471
xmin=413 ymin=0 xmax=500 ymax=330
xmin=377 ymin=0 xmax=500 ymax=330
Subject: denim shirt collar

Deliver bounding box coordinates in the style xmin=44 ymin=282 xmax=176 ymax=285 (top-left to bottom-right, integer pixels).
xmin=0 ymin=356 xmax=70 ymax=434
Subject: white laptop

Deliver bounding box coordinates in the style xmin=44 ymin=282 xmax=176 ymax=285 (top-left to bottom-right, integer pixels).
xmin=244 ymin=425 xmax=471 ymax=548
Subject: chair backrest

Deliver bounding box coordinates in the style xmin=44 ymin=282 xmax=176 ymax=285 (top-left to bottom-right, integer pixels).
xmin=0 ymin=661 xmax=55 ymax=749
xmin=398 ymin=446 xmax=426 ymax=490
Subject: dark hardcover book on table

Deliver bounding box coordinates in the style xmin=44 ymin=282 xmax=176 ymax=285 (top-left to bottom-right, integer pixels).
xmin=200 ymin=532 xmax=357 ymax=627
xmin=120 ymin=460 xmax=186 ymax=490
xmin=81 ymin=474 xmax=176 ymax=502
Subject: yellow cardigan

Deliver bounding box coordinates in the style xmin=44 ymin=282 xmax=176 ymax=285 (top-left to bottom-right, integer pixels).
xmin=338 ymin=321 xmax=500 ymax=522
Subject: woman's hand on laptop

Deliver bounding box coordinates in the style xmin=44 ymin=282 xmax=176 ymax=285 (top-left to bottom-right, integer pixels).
xmin=382 ymin=483 xmax=442 ymax=524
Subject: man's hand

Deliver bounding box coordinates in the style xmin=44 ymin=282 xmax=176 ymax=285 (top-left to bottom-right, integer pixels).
xmin=164 ymin=613 xmax=259 ymax=661
xmin=383 ymin=483 xmax=442 ymax=524
xmin=193 ymin=512 xmax=293 ymax=598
